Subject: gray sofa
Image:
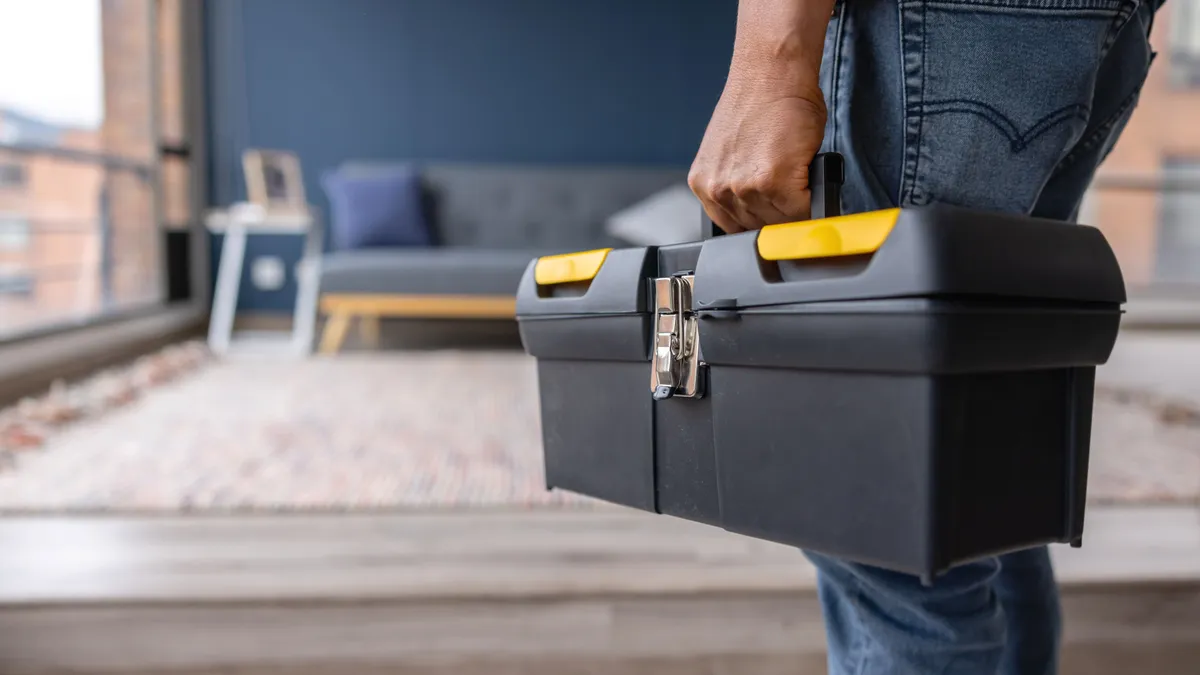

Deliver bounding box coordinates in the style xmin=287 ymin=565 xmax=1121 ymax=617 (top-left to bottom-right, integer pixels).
xmin=320 ymin=163 xmax=687 ymax=297
xmin=316 ymin=162 xmax=686 ymax=351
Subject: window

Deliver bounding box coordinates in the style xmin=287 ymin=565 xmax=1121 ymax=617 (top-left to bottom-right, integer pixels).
xmin=0 ymin=266 xmax=34 ymax=297
xmin=0 ymin=0 xmax=198 ymax=339
xmin=1077 ymin=188 xmax=1098 ymax=226
xmin=0 ymin=214 xmax=30 ymax=250
xmin=1171 ymin=0 xmax=1200 ymax=87
xmin=0 ymin=162 xmax=25 ymax=188
xmin=1155 ymin=159 xmax=1200 ymax=282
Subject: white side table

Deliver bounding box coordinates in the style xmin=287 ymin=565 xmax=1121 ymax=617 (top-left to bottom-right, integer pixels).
xmin=205 ymin=203 xmax=324 ymax=356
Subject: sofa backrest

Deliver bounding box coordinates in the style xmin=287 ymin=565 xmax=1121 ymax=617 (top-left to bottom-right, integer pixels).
xmin=335 ymin=162 xmax=687 ymax=250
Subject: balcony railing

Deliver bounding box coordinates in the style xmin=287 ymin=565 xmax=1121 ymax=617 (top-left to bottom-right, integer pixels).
xmin=0 ymin=216 xmax=163 ymax=341
xmin=1088 ymin=171 xmax=1200 ymax=290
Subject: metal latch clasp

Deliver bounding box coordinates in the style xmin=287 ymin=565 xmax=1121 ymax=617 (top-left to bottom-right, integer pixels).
xmin=651 ymin=274 xmax=703 ymax=400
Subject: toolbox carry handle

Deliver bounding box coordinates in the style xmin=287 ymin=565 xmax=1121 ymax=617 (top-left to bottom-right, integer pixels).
xmin=700 ymin=152 xmax=845 ymax=239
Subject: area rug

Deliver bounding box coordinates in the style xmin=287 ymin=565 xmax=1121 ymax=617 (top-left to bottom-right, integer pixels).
xmin=0 ymin=344 xmax=1197 ymax=512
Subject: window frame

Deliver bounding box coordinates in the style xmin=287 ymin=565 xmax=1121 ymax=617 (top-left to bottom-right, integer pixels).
xmin=0 ymin=0 xmax=209 ymax=346
xmin=1151 ymin=157 xmax=1200 ymax=285
xmin=0 ymin=161 xmax=27 ymax=189
xmin=0 ymin=268 xmax=35 ymax=298
xmin=0 ymin=212 xmax=31 ymax=250
xmin=1170 ymin=0 xmax=1200 ymax=88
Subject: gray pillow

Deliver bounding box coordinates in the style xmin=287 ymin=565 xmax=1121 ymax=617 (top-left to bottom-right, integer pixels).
xmin=605 ymin=184 xmax=702 ymax=246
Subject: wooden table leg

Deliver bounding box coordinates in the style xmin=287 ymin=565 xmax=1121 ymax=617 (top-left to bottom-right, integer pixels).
xmin=319 ymin=312 xmax=352 ymax=354
xmin=358 ymin=314 xmax=381 ymax=349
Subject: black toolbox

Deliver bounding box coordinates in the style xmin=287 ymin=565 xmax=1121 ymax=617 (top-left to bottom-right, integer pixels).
xmin=515 ymin=154 xmax=1125 ymax=581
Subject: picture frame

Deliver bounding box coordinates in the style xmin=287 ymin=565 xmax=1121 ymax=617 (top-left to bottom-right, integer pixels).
xmin=242 ymin=149 xmax=307 ymax=214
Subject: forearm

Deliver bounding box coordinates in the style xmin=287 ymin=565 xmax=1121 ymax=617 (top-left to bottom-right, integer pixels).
xmin=730 ymin=0 xmax=836 ymax=92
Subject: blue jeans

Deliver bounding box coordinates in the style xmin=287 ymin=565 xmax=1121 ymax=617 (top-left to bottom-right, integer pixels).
xmin=809 ymin=0 xmax=1161 ymax=673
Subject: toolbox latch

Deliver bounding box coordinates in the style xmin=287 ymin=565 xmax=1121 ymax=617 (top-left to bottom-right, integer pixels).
xmin=651 ymin=275 xmax=704 ymax=400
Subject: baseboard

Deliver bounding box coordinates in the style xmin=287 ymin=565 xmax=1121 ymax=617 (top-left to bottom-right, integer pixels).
xmin=234 ymin=312 xmax=294 ymax=332
xmin=0 ymin=305 xmax=207 ymax=407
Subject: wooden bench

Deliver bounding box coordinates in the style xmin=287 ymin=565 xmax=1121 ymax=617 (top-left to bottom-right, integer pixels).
xmin=317 ymin=293 xmax=517 ymax=354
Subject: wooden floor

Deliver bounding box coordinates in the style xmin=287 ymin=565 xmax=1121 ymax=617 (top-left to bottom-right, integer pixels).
xmin=0 ymin=506 xmax=1197 ymax=674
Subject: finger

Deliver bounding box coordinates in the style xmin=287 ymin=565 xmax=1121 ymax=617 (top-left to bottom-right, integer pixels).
xmin=747 ymin=169 xmax=813 ymax=225
xmin=690 ymin=166 xmax=746 ymax=234
xmin=765 ymin=187 xmax=812 ymax=223
xmin=715 ymin=187 xmax=766 ymax=232
xmin=693 ymin=180 xmax=749 ymax=233
xmin=701 ymin=199 xmax=745 ymax=234
xmin=740 ymin=192 xmax=793 ymax=228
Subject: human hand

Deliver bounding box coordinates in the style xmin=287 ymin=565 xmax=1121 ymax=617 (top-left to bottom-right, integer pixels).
xmin=689 ymin=85 xmax=826 ymax=233
xmin=688 ymin=0 xmax=834 ymax=233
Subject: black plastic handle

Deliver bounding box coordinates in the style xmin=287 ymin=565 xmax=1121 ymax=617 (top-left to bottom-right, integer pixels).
xmin=701 ymin=152 xmax=845 ymax=239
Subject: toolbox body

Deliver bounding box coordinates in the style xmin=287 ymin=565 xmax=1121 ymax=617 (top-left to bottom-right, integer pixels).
xmin=516 ymin=159 xmax=1125 ymax=580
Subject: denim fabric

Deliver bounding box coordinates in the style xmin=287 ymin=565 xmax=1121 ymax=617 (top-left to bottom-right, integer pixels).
xmin=810 ymin=1 xmax=1160 ymax=673
xmin=821 ymin=0 xmax=1159 ymax=219
xmin=806 ymin=547 xmax=1062 ymax=675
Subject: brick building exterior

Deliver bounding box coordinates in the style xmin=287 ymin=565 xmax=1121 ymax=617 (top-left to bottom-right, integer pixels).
xmin=0 ymin=118 xmax=108 ymax=333
xmin=99 ymin=0 xmax=161 ymax=311
xmin=0 ymin=0 xmax=161 ymax=337
xmin=1091 ymin=1 xmax=1200 ymax=286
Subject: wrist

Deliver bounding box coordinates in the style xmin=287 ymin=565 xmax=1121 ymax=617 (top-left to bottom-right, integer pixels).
xmin=729 ymin=35 xmax=822 ymax=94
xmin=729 ymin=0 xmax=834 ymax=91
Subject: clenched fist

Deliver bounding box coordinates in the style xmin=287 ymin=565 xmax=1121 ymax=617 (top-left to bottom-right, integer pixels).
xmin=689 ymin=0 xmax=836 ymax=233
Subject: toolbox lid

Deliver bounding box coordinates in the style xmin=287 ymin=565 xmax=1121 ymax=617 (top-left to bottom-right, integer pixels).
xmin=516 ymin=246 xmax=655 ymax=318
xmin=693 ymin=205 xmax=1127 ymax=311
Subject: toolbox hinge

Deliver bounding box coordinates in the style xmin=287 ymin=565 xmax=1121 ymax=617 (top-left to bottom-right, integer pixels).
xmin=651 ymin=274 xmax=704 ymax=401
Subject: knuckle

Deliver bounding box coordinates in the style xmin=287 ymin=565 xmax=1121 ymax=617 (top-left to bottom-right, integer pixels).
xmin=747 ymin=171 xmax=776 ymax=194
xmin=713 ymin=181 xmax=737 ymax=204
xmin=730 ymin=177 xmax=759 ymax=201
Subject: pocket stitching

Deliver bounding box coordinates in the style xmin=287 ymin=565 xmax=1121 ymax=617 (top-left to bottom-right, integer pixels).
xmin=915 ymin=100 xmax=1091 ymax=152
xmin=900 ymin=0 xmax=1143 ymax=206
xmin=901 ymin=0 xmax=1128 ymax=10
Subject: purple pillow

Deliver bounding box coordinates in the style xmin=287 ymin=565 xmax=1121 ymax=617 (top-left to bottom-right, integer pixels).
xmin=322 ymin=166 xmax=433 ymax=250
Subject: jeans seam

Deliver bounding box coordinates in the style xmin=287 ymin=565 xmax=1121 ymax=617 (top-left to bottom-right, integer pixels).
xmin=916 ymin=0 xmax=928 ymax=203
xmin=1097 ymin=0 xmax=1141 ymax=59
xmin=1058 ymin=2 xmax=1153 ymax=172
xmin=900 ymin=0 xmax=928 ymax=205
xmin=846 ymin=574 xmax=872 ymax=675
xmin=830 ymin=1 xmax=848 ymax=155
xmin=1056 ymin=68 xmax=1148 ymax=172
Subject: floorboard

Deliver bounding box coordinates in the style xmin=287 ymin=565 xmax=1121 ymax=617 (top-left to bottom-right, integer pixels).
xmin=0 ymin=506 xmax=1196 ymax=605
xmin=0 ymin=507 xmax=1196 ymax=674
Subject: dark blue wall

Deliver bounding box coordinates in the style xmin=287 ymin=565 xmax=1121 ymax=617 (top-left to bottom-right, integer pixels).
xmin=205 ymin=0 xmax=736 ymax=311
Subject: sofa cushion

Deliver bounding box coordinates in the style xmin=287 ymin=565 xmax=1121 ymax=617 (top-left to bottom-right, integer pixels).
xmin=320 ymin=248 xmax=553 ymax=297
xmin=322 ymin=166 xmax=433 ymax=250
